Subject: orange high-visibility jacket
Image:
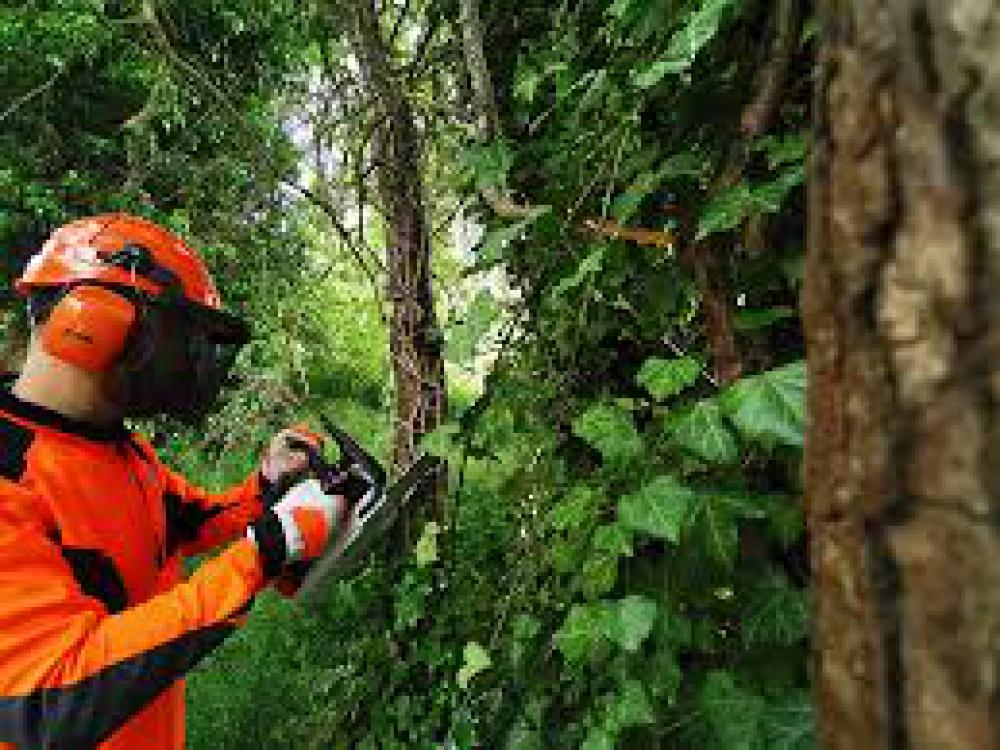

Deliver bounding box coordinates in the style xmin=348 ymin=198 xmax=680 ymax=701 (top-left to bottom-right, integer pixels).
xmin=0 ymin=385 xmax=266 ymax=749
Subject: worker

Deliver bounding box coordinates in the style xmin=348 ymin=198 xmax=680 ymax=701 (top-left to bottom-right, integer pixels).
xmin=0 ymin=214 xmax=348 ymax=749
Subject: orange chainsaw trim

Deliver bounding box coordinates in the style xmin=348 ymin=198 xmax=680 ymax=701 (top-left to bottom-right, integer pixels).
xmin=0 ymin=383 xmax=267 ymax=749
xmin=291 ymin=506 xmax=330 ymax=560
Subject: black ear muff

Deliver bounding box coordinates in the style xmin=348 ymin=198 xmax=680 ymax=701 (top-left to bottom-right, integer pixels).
xmin=41 ymin=285 xmax=138 ymax=372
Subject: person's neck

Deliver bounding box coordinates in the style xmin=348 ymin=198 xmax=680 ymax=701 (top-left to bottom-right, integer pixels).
xmin=13 ymin=348 xmax=122 ymax=427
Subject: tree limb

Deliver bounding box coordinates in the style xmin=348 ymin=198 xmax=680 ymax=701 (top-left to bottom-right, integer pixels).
xmin=0 ymin=70 xmax=62 ymax=126
xmin=741 ymin=0 xmax=802 ymax=138
xmin=282 ymin=180 xmax=386 ymax=284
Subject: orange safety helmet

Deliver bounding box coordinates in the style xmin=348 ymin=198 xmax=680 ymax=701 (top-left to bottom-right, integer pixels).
xmin=15 ymin=214 xmax=249 ymax=422
xmin=16 ymin=213 xmax=222 ymax=309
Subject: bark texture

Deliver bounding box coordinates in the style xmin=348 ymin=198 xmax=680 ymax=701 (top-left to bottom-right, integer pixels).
xmin=805 ymin=2 xmax=1000 ymax=748
xmin=351 ymin=0 xmax=446 ymax=480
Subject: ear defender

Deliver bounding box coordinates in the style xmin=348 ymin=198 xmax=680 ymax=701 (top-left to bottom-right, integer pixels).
xmin=41 ymin=286 xmax=137 ymax=372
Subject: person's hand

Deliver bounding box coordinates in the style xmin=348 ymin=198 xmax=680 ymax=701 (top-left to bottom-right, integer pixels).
xmin=247 ymin=479 xmax=349 ymax=577
xmin=260 ymin=424 xmax=325 ymax=501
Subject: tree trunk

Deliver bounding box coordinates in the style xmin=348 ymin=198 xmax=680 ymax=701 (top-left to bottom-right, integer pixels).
xmin=805 ymin=3 xmax=1000 ymax=748
xmin=350 ymin=1 xmax=446 ymax=490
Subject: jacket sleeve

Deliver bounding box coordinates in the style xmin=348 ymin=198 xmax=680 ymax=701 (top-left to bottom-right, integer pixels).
xmin=0 ymin=480 xmax=265 ymax=749
xmin=161 ymin=465 xmax=265 ymax=558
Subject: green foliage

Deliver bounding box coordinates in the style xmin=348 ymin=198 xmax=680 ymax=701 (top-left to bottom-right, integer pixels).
xmin=723 ymin=361 xmax=807 ymax=448
xmin=637 ymin=356 xmax=701 ymax=400
xmin=619 ymin=476 xmax=696 ymax=543
xmin=632 ymin=0 xmax=746 ymax=88
xmin=457 ymin=641 xmax=492 ymax=689
xmin=671 ymin=400 xmax=739 ymax=463
xmin=571 ymin=402 xmax=643 ymax=465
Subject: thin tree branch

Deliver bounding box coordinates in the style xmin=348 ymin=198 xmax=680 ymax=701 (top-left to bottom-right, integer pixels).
xmin=283 ymin=180 xmax=386 ymax=284
xmin=0 ymin=69 xmax=62 ymax=126
xmin=741 ymin=0 xmax=802 ymax=138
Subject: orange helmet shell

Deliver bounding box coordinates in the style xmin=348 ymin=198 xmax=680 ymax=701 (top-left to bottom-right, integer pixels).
xmin=15 ymin=214 xmax=222 ymax=309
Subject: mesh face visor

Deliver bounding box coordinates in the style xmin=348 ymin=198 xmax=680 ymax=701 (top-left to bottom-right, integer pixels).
xmin=90 ymin=283 xmax=251 ymax=424
xmin=181 ymin=300 xmax=250 ymax=414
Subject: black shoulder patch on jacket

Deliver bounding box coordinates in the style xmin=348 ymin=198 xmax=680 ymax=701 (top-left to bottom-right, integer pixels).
xmin=163 ymin=492 xmax=229 ymax=558
xmin=0 ymin=416 xmax=33 ymax=482
xmin=60 ymin=548 xmax=128 ymax=615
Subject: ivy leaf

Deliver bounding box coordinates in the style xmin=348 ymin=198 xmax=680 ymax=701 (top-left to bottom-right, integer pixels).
xmin=761 ymin=691 xmax=816 ymax=750
xmin=605 ymin=595 xmax=658 ymax=653
xmin=572 ymin=402 xmax=643 ymax=464
xmin=582 ymin=553 xmax=619 ymax=598
xmin=697 ymin=182 xmax=752 ymax=240
xmin=698 ymin=671 xmax=766 ymax=750
xmin=511 ymin=614 xmax=542 ymax=669
xmin=548 ymin=485 xmax=600 ymax=531
xmin=691 ymin=495 xmax=739 ymax=568
xmin=619 ymin=475 xmax=696 ymax=542
xmin=556 ymin=604 xmax=607 ymax=663
xmin=611 ymin=679 xmax=656 ymax=728
xmin=722 ymin=361 xmax=806 ymax=448
xmin=551 ymin=246 xmax=604 ymax=299
xmin=640 ymin=645 xmax=683 ymax=702
xmin=672 ymin=400 xmax=739 ymax=464
xmin=733 ymin=307 xmax=795 ymax=332
xmin=592 ymin=523 xmax=634 ymax=558
xmin=414 ymin=521 xmax=440 ymax=567
xmin=581 ymin=729 xmax=614 ymax=750
xmin=740 ymin=570 xmax=808 ymax=648
xmin=457 ymin=642 xmax=492 ymax=689
xmin=637 ymin=356 xmax=700 ymax=400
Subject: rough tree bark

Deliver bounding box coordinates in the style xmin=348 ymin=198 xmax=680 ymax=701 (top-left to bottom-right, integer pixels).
xmin=350 ymin=0 xmax=447 ymax=486
xmin=805 ymin=2 xmax=1000 ymax=748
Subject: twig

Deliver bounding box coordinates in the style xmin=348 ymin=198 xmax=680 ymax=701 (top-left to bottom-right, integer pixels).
xmin=283 ymin=181 xmax=386 ymax=285
xmin=0 ymin=70 xmax=62 ymax=125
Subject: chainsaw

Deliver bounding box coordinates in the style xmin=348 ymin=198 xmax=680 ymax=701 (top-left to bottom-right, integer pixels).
xmin=278 ymin=416 xmax=440 ymax=606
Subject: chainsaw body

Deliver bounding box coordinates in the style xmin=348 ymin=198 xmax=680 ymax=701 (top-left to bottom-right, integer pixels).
xmin=275 ymin=417 xmax=438 ymax=606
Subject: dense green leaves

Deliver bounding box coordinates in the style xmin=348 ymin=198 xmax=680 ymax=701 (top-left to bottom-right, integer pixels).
xmin=740 ymin=570 xmax=808 ymax=648
xmin=556 ymin=595 xmax=658 ymax=663
xmin=619 ymin=476 xmax=696 ymax=542
xmin=633 ymin=0 xmax=745 ymax=88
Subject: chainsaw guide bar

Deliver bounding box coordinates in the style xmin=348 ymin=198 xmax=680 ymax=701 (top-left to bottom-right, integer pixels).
xmin=293 ymin=435 xmax=440 ymax=606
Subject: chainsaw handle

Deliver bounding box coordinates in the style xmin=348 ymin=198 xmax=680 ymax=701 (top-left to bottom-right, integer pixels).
xmin=319 ymin=415 xmax=387 ymax=491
